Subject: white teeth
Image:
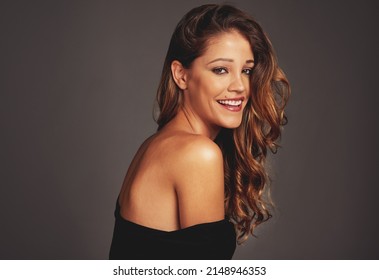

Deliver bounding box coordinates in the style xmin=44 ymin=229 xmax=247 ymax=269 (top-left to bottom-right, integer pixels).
xmin=217 ymin=99 xmax=242 ymax=106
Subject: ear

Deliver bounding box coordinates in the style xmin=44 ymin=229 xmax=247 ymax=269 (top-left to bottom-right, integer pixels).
xmin=171 ymin=60 xmax=188 ymax=90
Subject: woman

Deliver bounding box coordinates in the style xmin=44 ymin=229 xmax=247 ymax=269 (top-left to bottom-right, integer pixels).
xmin=109 ymin=4 xmax=289 ymax=260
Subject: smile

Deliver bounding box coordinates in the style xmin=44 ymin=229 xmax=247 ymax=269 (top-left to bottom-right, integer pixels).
xmin=216 ymin=98 xmax=244 ymax=112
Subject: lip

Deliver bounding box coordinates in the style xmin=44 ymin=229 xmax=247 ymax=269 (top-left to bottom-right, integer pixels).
xmin=216 ymin=97 xmax=245 ymax=112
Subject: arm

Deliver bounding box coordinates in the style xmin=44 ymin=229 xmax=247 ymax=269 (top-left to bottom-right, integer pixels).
xmin=173 ymin=137 xmax=225 ymax=229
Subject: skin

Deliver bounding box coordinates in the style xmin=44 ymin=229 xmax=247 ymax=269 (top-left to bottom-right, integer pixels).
xmin=118 ymin=31 xmax=254 ymax=231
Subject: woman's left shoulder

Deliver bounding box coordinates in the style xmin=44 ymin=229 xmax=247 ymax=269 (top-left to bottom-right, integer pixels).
xmin=178 ymin=134 xmax=223 ymax=163
xmin=170 ymin=134 xmax=225 ymax=227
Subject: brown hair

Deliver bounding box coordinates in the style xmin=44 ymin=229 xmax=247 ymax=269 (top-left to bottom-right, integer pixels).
xmin=155 ymin=4 xmax=290 ymax=243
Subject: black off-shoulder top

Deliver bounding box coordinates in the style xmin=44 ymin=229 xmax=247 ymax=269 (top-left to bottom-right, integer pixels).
xmin=109 ymin=198 xmax=236 ymax=260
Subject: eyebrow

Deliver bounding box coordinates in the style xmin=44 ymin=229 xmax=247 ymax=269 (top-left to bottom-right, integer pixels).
xmin=207 ymin=58 xmax=255 ymax=65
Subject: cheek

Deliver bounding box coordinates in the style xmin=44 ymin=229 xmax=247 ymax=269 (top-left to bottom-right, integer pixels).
xmin=190 ymin=78 xmax=222 ymax=101
xmin=202 ymin=79 xmax=226 ymax=98
xmin=203 ymin=84 xmax=221 ymax=98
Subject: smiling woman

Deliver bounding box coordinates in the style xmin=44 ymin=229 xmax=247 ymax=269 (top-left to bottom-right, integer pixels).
xmin=109 ymin=4 xmax=290 ymax=260
xmin=171 ymin=31 xmax=254 ymax=134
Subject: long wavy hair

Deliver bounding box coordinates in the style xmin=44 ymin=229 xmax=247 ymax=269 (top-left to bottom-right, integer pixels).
xmin=155 ymin=4 xmax=290 ymax=243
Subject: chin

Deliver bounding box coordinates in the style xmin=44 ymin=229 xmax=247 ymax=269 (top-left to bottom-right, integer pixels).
xmin=219 ymin=118 xmax=243 ymax=129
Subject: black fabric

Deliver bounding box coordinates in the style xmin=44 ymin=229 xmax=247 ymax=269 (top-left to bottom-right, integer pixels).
xmin=109 ymin=198 xmax=236 ymax=260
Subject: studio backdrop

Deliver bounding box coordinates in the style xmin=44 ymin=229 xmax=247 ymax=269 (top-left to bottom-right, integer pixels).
xmin=1 ymin=0 xmax=378 ymax=259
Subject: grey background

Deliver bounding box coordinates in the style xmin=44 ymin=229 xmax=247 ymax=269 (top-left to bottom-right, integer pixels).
xmin=1 ymin=0 xmax=378 ymax=259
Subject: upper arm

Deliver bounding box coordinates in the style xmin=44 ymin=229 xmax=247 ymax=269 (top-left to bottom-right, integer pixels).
xmin=172 ymin=137 xmax=225 ymax=228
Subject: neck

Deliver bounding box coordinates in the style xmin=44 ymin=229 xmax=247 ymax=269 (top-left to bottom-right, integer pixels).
xmin=167 ymin=108 xmax=221 ymax=140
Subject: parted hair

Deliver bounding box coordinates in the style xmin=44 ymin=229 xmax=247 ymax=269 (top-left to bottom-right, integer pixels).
xmin=155 ymin=4 xmax=290 ymax=243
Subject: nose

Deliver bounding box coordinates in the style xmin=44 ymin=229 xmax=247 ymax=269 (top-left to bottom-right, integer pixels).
xmin=227 ymin=73 xmax=246 ymax=94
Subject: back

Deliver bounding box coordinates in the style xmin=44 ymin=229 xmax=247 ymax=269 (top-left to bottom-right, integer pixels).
xmin=117 ymin=129 xmax=225 ymax=232
xmin=118 ymin=132 xmax=181 ymax=231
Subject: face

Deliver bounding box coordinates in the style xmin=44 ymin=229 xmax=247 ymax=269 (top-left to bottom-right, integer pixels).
xmin=181 ymin=31 xmax=254 ymax=134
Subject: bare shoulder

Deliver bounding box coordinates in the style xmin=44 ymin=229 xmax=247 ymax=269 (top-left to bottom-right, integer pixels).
xmin=167 ymin=134 xmax=225 ymax=228
xmin=152 ymin=132 xmax=223 ymax=167
xmin=164 ymin=133 xmax=223 ymax=179
xmin=176 ymin=134 xmax=222 ymax=163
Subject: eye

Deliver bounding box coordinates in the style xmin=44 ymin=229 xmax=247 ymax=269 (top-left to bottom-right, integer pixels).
xmin=242 ymin=68 xmax=253 ymax=76
xmin=212 ymin=67 xmax=228 ymax=75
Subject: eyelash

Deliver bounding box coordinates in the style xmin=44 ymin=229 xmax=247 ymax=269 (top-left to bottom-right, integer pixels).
xmin=212 ymin=67 xmax=228 ymax=75
xmin=212 ymin=67 xmax=253 ymax=76
xmin=242 ymin=68 xmax=253 ymax=76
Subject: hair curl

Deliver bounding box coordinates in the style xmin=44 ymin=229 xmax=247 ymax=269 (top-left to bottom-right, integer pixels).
xmin=155 ymin=4 xmax=290 ymax=243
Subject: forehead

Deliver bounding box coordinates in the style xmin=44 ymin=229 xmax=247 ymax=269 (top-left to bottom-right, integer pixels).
xmin=201 ymin=31 xmax=254 ymax=59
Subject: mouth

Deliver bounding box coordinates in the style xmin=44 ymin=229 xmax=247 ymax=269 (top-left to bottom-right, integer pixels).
xmin=216 ymin=98 xmax=244 ymax=112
